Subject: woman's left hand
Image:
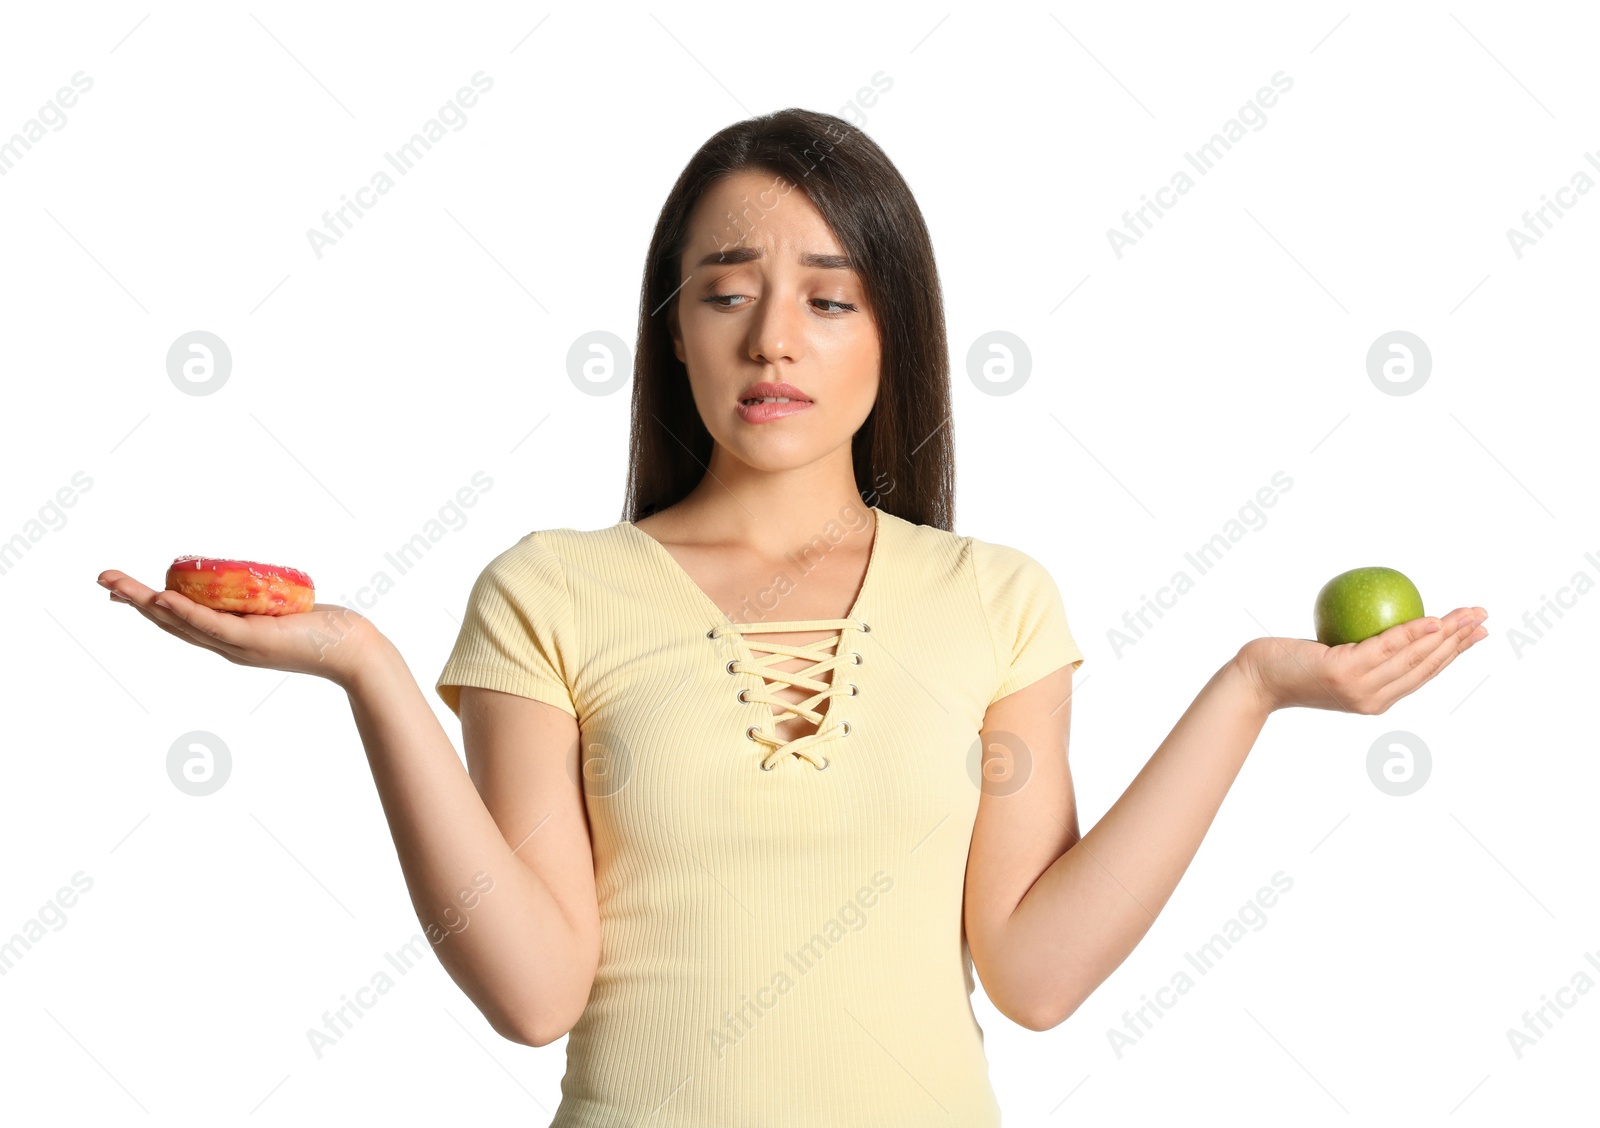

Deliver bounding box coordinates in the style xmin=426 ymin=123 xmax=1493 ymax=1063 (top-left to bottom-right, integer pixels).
xmin=1237 ymin=605 xmax=1488 ymax=715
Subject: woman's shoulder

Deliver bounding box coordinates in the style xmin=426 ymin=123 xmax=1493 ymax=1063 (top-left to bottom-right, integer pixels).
xmin=877 ymin=506 xmax=965 ymax=552
xmin=949 ymin=526 xmax=1063 ymax=608
xmin=963 ymin=533 xmax=1051 ymax=574
xmin=881 ymin=508 xmax=1044 ymax=577
xmin=491 ymin=519 xmax=632 ymax=558
xmin=471 ymin=521 xmax=634 ymax=589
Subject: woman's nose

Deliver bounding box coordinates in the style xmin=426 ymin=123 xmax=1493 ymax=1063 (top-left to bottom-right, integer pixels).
xmin=748 ymin=295 xmax=803 ymax=364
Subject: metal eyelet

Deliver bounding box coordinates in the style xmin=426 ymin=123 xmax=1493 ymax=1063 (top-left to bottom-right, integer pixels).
xmin=851 ymin=652 xmax=862 ymax=665
xmin=726 ymin=659 xmax=739 ymax=674
xmin=746 ymin=725 xmax=760 ymax=741
xmin=858 ymin=621 xmax=871 ymax=633
xmin=707 ymin=627 xmax=719 ymax=639
xmin=759 ymin=759 xmax=776 ymax=771
xmin=737 ymin=688 xmax=750 ymax=703
xmin=814 ymin=757 xmax=831 ymax=770
xmin=846 ymin=683 xmax=858 ymax=697
xmin=840 ymin=720 xmax=851 ymax=735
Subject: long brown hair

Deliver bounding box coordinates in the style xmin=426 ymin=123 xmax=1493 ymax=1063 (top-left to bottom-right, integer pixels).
xmin=622 ymin=107 xmax=955 ymax=531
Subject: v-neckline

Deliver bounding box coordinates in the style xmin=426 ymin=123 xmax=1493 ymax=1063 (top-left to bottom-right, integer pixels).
xmin=621 ymin=506 xmax=887 ymax=630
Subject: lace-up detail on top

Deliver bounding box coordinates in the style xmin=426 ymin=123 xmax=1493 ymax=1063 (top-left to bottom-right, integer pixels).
xmin=712 ymin=618 xmax=868 ymax=771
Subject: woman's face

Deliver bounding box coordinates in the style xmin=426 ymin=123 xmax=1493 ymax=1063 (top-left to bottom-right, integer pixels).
xmin=670 ymin=170 xmax=880 ymax=471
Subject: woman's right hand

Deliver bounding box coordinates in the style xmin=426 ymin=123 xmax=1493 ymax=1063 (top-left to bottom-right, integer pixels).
xmin=96 ymin=569 xmax=381 ymax=688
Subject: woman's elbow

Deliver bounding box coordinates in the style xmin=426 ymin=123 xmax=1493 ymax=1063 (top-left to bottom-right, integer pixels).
xmin=975 ymin=937 xmax=1086 ymax=1031
xmin=520 ymin=1024 xmax=569 ymax=1049
xmin=486 ymin=999 xmax=578 ymax=1048
xmin=1011 ymin=1005 xmax=1059 ymax=1033
xmin=1009 ymin=991 xmax=1085 ymax=1033
xmin=492 ymin=1013 xmax=568 ymax=1048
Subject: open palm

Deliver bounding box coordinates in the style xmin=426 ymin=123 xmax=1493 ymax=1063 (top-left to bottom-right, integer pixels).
xmin=1240 ymin=605 xmax=1488 ymax=714
xmin=97 ymin=569 xmax=374 ymax=685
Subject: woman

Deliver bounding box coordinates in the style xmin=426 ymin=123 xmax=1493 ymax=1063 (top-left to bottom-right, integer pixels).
xmin=97 ymin=108 xmax=1487 ymax=1126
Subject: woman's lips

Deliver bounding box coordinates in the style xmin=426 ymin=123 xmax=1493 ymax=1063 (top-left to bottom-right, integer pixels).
xmin=737 ymin=398 xmax=813 ymax=424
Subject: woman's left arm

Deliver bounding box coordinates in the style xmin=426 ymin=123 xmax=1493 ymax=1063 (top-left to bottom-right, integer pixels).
xmin=964 ymin=604 xmax=1488 ymax=1032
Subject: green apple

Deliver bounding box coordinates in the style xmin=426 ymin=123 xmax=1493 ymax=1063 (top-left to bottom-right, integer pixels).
xmin=1314 ymin=566 xmax=1425 ymax=646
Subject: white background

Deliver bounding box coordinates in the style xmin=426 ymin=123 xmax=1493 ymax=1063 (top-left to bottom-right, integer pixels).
xmin=1 ymin=1 xmax=1594 ymax=1124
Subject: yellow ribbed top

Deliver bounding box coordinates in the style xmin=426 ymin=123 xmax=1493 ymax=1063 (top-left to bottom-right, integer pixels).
xmin=436 ymin=506 xmax=1084 ymax=1127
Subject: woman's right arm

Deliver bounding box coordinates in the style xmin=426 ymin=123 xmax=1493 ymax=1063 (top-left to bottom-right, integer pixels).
xmin=344 ymin=634 xmax=599 ymax=1046
xmin=96 ymin=572 xmax=599 ymax=1047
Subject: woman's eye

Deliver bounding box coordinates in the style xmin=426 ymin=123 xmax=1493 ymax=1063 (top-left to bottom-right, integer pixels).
xmin=700 ymin=295 xmax=858 ymax=313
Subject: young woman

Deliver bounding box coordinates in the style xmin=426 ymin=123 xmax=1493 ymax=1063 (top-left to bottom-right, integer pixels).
xmin=97 ymin=108 xmax=1487 ymax=1126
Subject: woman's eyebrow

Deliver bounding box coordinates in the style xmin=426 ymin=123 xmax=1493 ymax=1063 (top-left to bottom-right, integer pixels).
xmin=693 ymin=246 xmax=854 ymax=271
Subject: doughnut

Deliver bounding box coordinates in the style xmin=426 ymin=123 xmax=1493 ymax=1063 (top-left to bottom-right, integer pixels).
xmin=165 ymin=557 xmax=315 ymax=615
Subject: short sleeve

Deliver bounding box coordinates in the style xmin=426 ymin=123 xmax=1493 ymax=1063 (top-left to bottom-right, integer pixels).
xmin=972 ymin=538 xmax=1085 ymax=707
xmin=435 ymin=533 xmax=578 ymax=720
